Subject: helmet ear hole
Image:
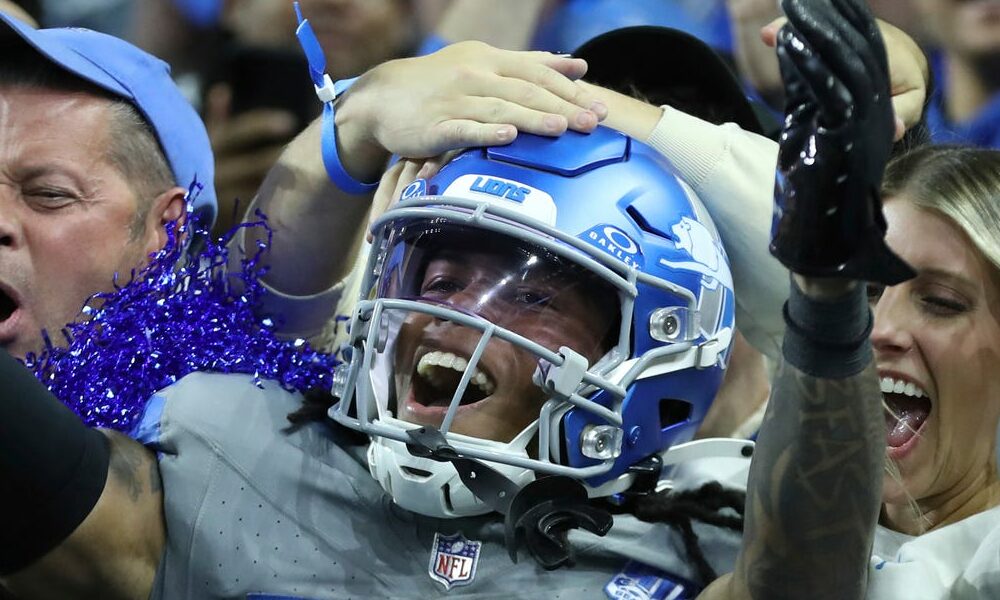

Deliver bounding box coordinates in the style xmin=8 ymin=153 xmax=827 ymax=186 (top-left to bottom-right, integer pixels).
xmin=658 ymin=399 xmax=692 ymax=430
xmin=443 ymin=484 xmax=455 ymax=513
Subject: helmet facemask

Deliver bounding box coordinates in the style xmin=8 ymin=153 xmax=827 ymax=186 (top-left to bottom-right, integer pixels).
xmin=329 ymin=130 xmax=729 ymax=521
xmin=330 ymin=200 xmax=654 ymax=517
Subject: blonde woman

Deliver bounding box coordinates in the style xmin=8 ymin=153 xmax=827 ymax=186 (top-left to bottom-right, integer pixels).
xmin=706 ymin=0 xmax=1000 ymax=594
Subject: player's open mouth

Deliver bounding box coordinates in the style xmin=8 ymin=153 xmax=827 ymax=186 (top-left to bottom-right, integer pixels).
xmin=881 ymin=374 xmax=932 ymax=454
xmin=410 ymin=350 xmax=497 ymax=409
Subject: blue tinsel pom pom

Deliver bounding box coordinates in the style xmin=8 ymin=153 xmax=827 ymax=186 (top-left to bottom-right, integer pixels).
xmin=24 ymin=209 xmax=338 ymax=433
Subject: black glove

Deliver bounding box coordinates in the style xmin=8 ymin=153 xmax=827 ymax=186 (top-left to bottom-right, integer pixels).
xmin=769 ymin=0 xmax=915 ymax=285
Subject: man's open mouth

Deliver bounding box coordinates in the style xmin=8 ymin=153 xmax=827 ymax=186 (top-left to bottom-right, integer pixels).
xmin=881 ymin=375 xmax=932 ymax=449
xmin=410 ymin=350 xmax=496 ymax=408
xmin=0 ymin=288 xmax=17 ymax=324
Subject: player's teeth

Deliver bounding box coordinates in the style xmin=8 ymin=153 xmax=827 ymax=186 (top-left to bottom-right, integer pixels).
xmin=893 ymin=379 xmax=905 ymax=394
xmin=417 ymin=351 xmax=496 ymax=395
xmin=472 ymin=372 xmax=495 ymax=395
xmin=880 ymin=377 xmax=894 ymax=394
xmin=904 ymin=382 xmax=915 ymax=397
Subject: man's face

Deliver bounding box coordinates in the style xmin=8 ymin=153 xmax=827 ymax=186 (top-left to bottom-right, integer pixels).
xmin=0 ymin=86 xmax=158 ymax=358
xmin=389 ymin=245 xmax=616 ymax=444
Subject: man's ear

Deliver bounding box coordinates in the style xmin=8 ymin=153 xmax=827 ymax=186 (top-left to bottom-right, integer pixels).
xmin=142 ymin=186 xmax=189 ymax=255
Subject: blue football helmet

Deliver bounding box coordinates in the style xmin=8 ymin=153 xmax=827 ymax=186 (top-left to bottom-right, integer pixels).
xmin=329 ymin=127 xmax=736 ymax=518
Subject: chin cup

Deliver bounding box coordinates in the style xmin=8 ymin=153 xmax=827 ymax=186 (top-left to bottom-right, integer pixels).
xmin=405 ymin=427 xmax=612 ymax=569
xmin=503 ymin=476 xmax=613 ymax=570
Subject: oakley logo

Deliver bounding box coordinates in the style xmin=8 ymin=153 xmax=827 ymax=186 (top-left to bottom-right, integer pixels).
xmin=469 ymin=176 xmax=531 ymax=202
xmin=581 ymin=225 xmax=644 ymax=269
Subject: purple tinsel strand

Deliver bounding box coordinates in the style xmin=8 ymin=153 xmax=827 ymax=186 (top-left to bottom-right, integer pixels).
xmin=23 ymin=210 xmax=338 ymax=433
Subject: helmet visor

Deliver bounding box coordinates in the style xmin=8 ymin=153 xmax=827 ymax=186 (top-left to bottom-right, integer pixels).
xmin=372 ymin=222 xmax=620 ymax=443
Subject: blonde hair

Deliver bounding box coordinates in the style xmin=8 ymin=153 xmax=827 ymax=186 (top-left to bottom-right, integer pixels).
xmin=882 ymin=146 xmax=1000 ymax=275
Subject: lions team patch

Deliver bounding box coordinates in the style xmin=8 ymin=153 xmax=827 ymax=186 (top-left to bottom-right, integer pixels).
xmin=605 ymin=561 xmax=695 ymax=600
xmin=428 ymin=531 xmax=482 ymax=590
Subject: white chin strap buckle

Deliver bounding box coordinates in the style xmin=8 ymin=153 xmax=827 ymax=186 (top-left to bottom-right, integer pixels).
xmin=535 ymin=346 xmax=589 ymax=399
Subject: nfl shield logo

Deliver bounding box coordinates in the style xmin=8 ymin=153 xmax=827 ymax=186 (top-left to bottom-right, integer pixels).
xmin=428 ymin=532 xmax=482 ymax=590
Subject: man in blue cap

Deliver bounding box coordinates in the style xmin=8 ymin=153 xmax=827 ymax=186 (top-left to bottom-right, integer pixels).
xmin=0 ymin=13 xmax=216 ymax=360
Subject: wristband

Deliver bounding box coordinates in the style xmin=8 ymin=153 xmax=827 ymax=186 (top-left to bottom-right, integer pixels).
xmin=295 ymin=3 xmax=377 ymax=195
xmin=782 ymin=278 xmax=873 ymax=379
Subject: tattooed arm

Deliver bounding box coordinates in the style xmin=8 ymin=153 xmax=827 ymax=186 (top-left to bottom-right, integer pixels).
xmin=700 ymin=0 xmax=903 ymax=594
xmin=2 ymin=431 xmax=164 ymax=600
xmin=701 ymin=279 xmax=885 ymax=600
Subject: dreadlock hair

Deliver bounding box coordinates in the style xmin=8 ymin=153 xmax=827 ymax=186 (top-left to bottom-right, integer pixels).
xmin=287 ymin=387 xmax=338 ymax=427
xmin=609 ymin=481 xmax=746 ymax=587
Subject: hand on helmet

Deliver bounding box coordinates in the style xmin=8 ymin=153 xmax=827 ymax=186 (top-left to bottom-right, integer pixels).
xmin=337 ymin=40 xmax=607 ymax=168
xmin=770 ymin=0 xmax=914 ymax=284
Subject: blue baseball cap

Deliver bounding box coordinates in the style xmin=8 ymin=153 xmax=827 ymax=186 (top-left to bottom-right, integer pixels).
xmin=0 ymin=13 xmax=218 ymax=225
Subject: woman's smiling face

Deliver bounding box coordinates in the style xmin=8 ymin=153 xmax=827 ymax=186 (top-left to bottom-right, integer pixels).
xmin=872 ymin=199 xmax=1000 ymax=517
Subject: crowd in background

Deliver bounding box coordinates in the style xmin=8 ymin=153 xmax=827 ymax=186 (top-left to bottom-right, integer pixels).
xmin=5 ymin=0 xmax=998 ymax=235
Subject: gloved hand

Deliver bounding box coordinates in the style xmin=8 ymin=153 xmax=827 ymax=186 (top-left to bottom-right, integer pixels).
xmin=769 ymin=0 xmax=915 ymax=285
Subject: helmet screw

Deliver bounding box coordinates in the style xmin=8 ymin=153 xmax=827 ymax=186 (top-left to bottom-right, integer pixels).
xmin=662 ymin=315 xmax=678 ymax=337
xmin=580 ymin=425 xmax=623 ymax=460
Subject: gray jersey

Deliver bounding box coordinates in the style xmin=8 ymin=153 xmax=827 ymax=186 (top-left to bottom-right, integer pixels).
xmin=139 ymin=372 xmax=741 ymax=599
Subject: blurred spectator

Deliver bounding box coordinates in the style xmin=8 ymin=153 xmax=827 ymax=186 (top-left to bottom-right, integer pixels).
xmin=129 ymin=0 xmax=228 ymax=109
xmin=729 ymin=0 xmax=927 ymax=107
xmin=295 ymin=0 xmax=418 ymax=79
xmin=726 ymin=0 xmax=783 ymax=109
xmin=172 ymin=0 xmax=222 ymax=29
xmin=421 ymin=0 xmax=550 ymax=53
xmin=532 ymin=0 xmax=732 ymax=53
xmin=41 ymin=0 xmax=131 ymax=36
xmin=138 ymin=0 xmax=423 ymax=236
xmin=728 ymin=0 xmax=1000 ymax=149
xmin=917 ymin=0 xmax=1000 ymax=148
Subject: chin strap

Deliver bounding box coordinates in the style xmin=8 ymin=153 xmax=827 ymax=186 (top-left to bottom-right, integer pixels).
xmin=405 ymin=427 xmax=613 ymax=570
